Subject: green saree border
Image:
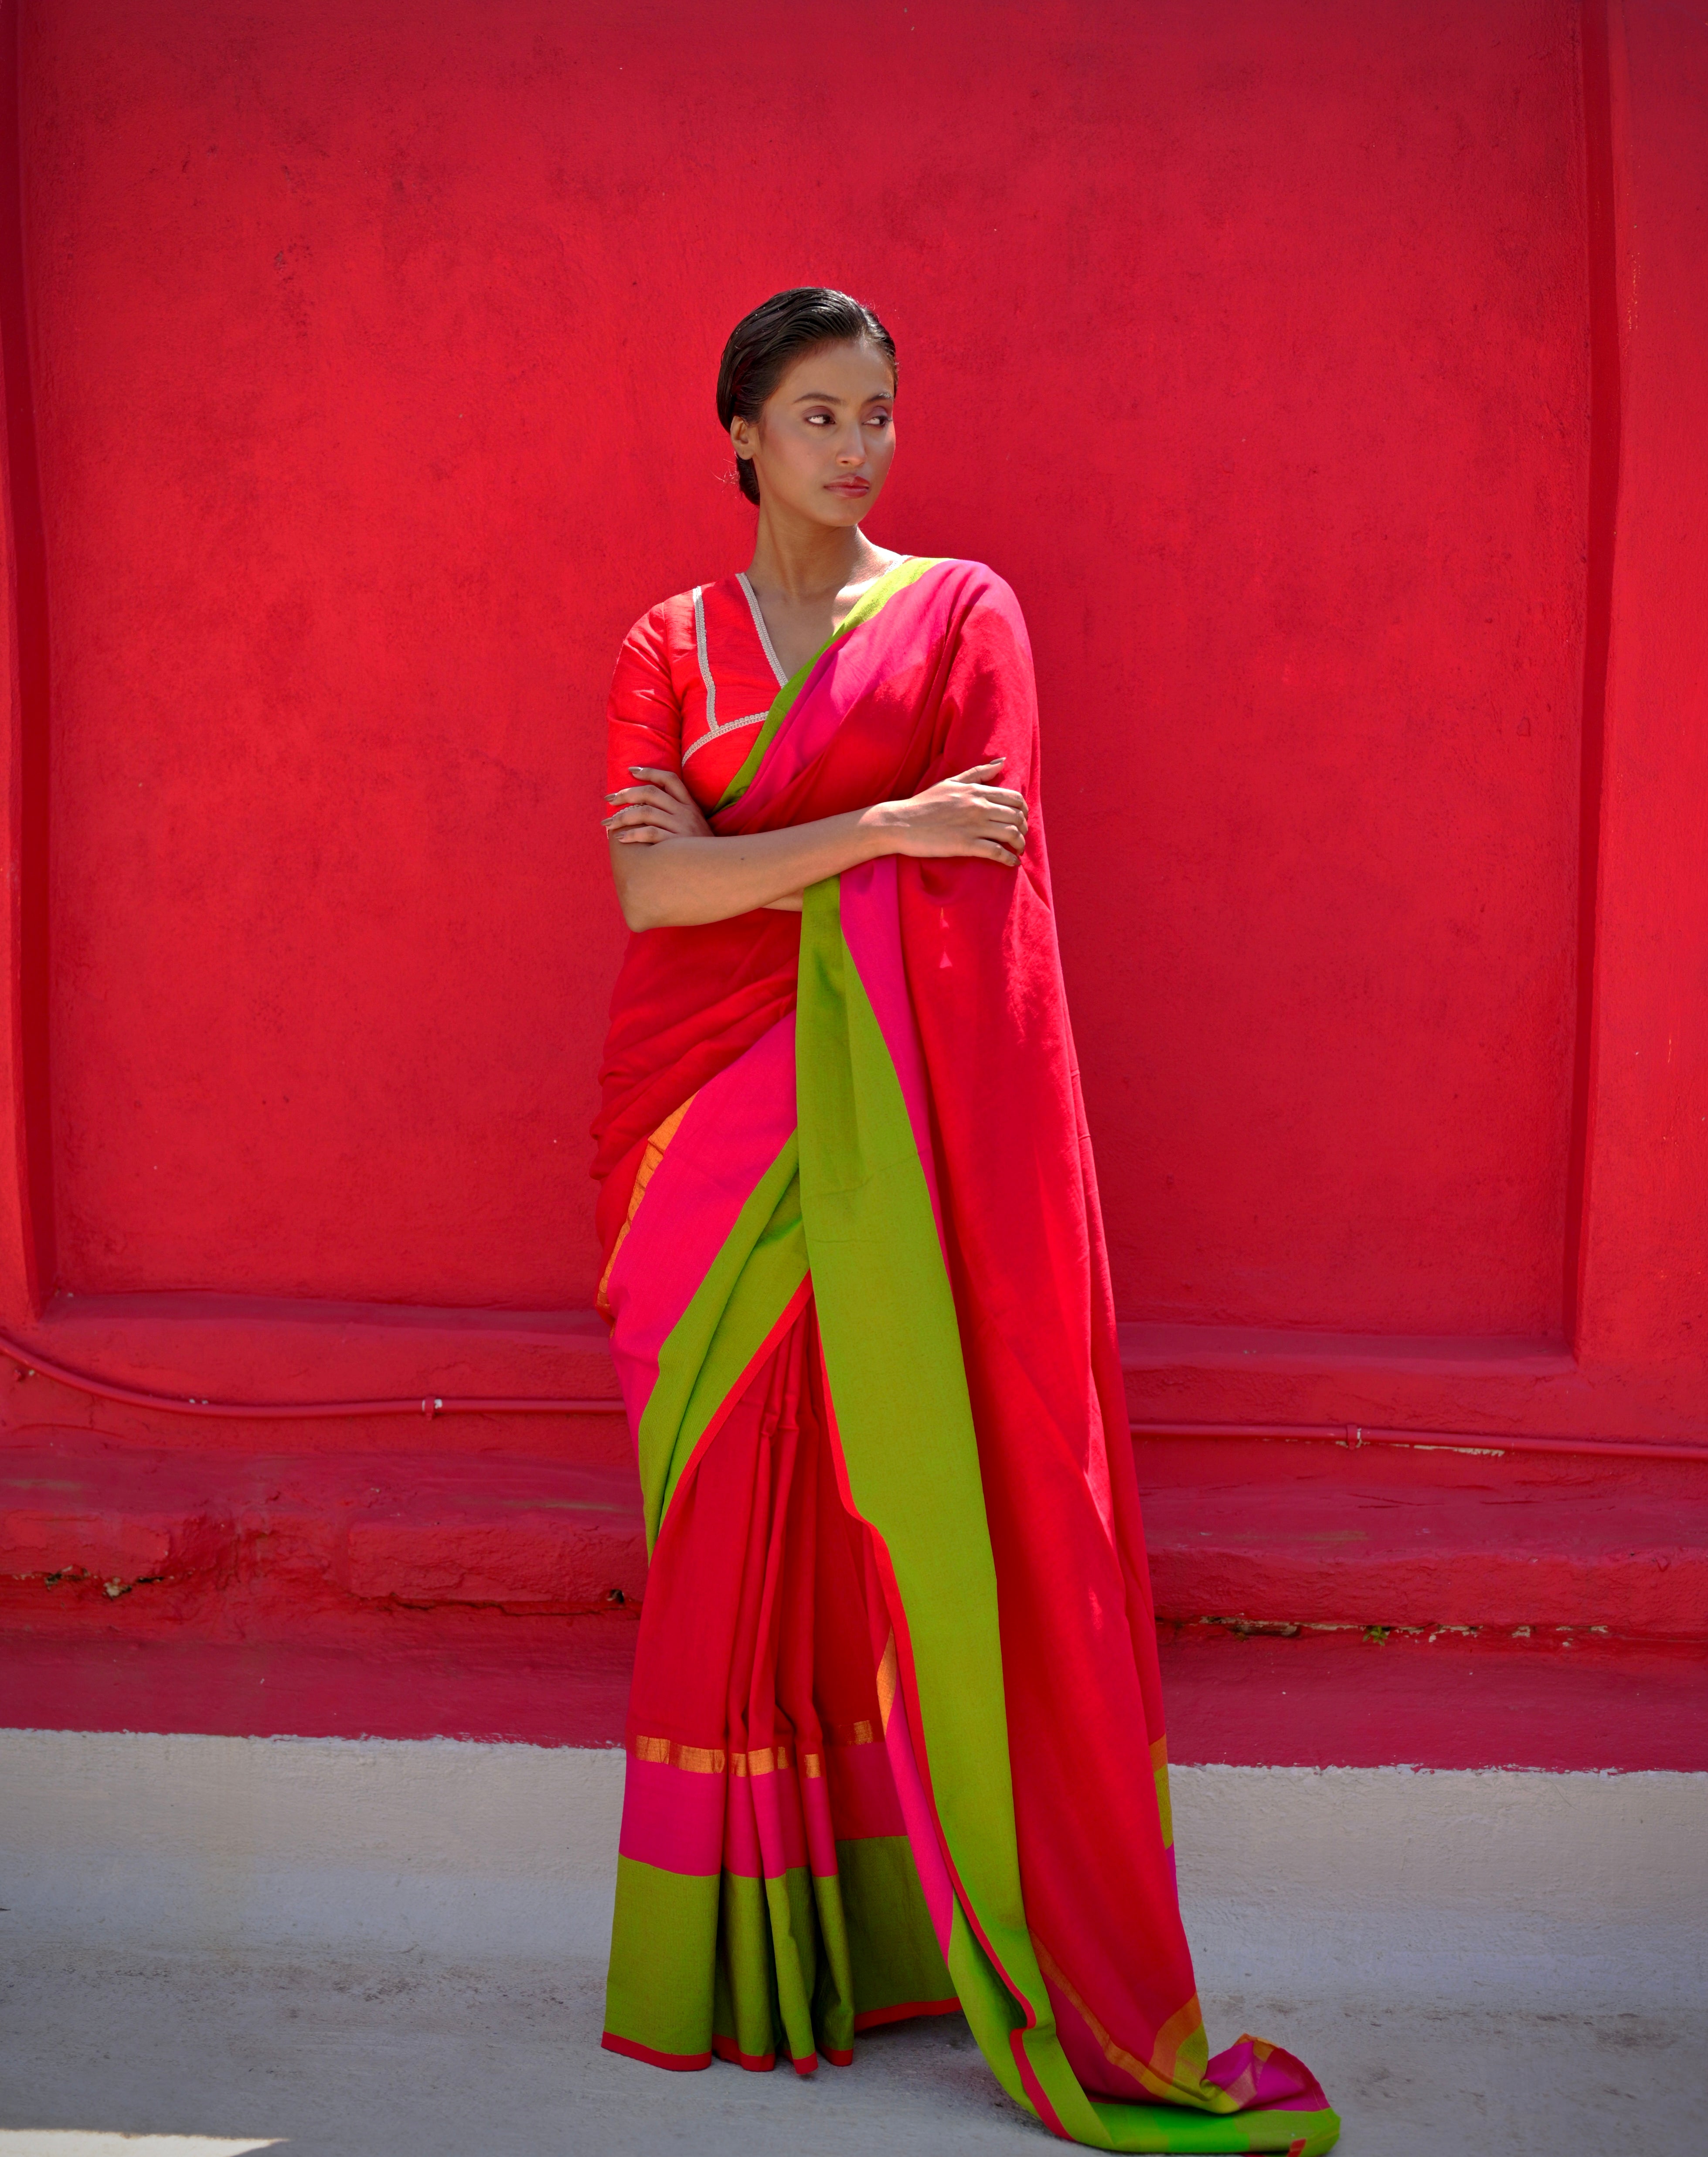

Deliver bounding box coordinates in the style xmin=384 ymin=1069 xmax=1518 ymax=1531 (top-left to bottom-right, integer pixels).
xmin=794 ymin=874 xmax=1341 ymax=2154
xmin=639 ymin=1135 xmax=807 ymax=1552
xmin=714 ymin=555 xmax=945 ymax=812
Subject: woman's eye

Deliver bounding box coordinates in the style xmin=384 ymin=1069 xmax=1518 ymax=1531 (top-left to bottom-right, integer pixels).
xmin=867 ymin=411 xmax=892 ymax=428
xmin=805 ymin=411 xmax=833 ymax=426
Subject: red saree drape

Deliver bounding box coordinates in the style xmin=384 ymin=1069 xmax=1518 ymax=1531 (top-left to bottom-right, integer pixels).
xmin=592 ymin=556 xmax=1338 ymax=2153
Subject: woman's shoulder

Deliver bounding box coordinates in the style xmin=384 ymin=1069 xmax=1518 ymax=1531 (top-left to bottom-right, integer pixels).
xmin=619 ymin=584 xmax=697 ymax=654
xmin=627 ymin=569 xmax=758 ymax=628
xmin=612 ymin=574 xmax=770 ymax=717
xmin=609 ymin=586 xmax=702 ymax=699
xmin=898 ymin=554 xmax=1011 ymax=592
xmin=935 ymin=554 xmax=1010 ymax=585
xmin=622 ymin=573 xmax=763 ymax=665
xmin=911 ymin=556 xmax=1025 ymax=618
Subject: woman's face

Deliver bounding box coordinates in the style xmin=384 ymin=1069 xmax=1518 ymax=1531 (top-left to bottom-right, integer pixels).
xmin=733 ymin=339 xmax=896 ymax=526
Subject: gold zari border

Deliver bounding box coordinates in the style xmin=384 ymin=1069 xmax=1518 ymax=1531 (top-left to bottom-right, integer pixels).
xmin=630 ymin=1722 xmax=881 ymax=1779
xmin=595 ymin=1096 xmax=694 ymax=1317
xmin=1032 ymin=1937 xmax=1212 ymax=2106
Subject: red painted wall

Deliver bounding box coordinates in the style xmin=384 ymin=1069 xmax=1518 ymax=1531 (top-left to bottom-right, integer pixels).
xmin=27 ymin=0 xmax=1593 ymax=1322
xmin=0 ymin=0 xmax=1701 ymax=1445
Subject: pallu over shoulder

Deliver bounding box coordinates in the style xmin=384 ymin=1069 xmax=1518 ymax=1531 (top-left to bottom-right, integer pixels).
xmin=592 ymin=556 xmax=1340 ymax=2154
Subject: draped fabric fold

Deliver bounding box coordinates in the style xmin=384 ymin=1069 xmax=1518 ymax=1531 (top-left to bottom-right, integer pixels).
xmin=594 ymin=557 xmax=1339 ymax=2153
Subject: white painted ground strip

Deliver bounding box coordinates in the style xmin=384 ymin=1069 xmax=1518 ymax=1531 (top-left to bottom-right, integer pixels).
xmin=2 ymin=1730 xmax=1702 ymax=2009
xmin=0 ymin=2143 xmax=278 ymax=2156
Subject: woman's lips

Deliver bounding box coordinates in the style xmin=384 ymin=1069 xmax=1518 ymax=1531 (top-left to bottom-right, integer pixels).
xmin=827 ymin=479 xmax=870 ymax=495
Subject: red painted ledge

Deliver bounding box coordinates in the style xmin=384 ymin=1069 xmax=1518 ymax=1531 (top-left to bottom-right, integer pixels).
xmin=2 ymin=1620 xmax=1702 ymax=1774
xmin=5 ymin=1429 xmax=1703 ymax=1638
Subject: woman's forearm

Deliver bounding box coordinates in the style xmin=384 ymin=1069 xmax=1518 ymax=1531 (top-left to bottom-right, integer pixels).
xmin=610 ymin=806 xmax=894 ymax=929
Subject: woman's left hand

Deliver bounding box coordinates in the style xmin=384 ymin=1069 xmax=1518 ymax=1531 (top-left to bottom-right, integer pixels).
xmin=603 ymin=766 xmax=714 ymax=845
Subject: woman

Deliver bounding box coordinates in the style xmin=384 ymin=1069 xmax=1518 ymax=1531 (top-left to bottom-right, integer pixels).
xmin=593 ymin=287 xmax=1338 ymax=2154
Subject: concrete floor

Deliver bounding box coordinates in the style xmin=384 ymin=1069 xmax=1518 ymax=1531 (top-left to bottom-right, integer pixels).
xmin=5 ymin=1739 xmax=1702 ymax=2156
xmin=1 ymin=1946 xmax=1699 ymax=2157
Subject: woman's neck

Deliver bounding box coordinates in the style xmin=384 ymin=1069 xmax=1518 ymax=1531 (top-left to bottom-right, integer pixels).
xmin=745 ymin=506 xmax=895 ymax=605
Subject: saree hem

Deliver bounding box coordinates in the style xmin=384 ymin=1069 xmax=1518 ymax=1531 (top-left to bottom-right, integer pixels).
xmin=853 ymin=1997 xmax=960 ymax=2032
xmin=599 ymin=2032 xmax=711 ymax=2073
xmin=710 ymin=2034 xmax=779 ymax=2072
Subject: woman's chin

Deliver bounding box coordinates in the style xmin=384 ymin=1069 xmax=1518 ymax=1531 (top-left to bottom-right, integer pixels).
xmin=769 ymin=486 xmax=875 ymax=530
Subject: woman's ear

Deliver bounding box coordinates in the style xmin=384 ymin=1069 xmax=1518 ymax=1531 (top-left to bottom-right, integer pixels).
xmin=729 ymin=416 xmax=753 ymax=466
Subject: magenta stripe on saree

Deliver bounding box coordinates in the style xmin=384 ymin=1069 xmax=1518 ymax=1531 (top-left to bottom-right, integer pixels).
xmin=603 ymin=1010 xmax=796 ymax=1436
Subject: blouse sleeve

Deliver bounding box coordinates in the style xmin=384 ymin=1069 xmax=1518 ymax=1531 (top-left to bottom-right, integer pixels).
xmin=606 ymin=604 xmax=683 ymax=797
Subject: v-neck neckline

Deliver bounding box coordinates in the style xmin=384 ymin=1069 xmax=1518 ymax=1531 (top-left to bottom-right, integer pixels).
xmin=735 ymin=572 xmax=789 ymax=688
xmin=735 ymin=560 xmax=914 ymax=690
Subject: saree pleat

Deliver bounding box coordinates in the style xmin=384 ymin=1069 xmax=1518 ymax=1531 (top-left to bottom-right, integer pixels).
xmin=595 ymin=557 xmax=1339 ymax=2153
xmin=605 ymin=1298 xmax=954 ymax=2076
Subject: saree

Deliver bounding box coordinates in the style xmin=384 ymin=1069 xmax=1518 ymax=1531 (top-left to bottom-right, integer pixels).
xmin=593 ymin=556 xmax=1340 ymax=2154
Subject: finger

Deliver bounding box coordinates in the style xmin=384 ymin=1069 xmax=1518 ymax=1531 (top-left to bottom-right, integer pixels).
xmin=951 ymin=760 xmax=1006 ymax=782
xmin=629 ymin=765 xmax=692 ymax=802
xmin=614 ymin=826 xmax=666 ymax=845
xmin=606 ymin=784 xmax=673 ymax=808
xmin=602 ymin=804 xmax=677 ymax=831
xmin=978 ymin=840 xmax=1021 ymax=866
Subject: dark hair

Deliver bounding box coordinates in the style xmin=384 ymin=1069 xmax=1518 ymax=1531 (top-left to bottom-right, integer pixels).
xmin=716 ymin=288 xmax=897 ymax=505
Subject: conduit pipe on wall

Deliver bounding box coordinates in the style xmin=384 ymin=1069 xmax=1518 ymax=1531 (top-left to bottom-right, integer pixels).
xmin=0 ymin=1334 xmax=614 ymax=1419
xmin=0 ymin=1334 xmax=1701 ymax=1462
xmin=1128 ymin=1419 xmax=1707 ymax=1464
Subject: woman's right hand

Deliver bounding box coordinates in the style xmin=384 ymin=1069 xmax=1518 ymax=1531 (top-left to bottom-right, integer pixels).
xmin=875 ymin=760 xmax=1029 ymax=868
xmin=603 ymin=765 xmax=715 ymax=846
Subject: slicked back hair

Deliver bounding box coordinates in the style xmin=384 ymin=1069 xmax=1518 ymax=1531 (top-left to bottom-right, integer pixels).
xmin=716 ymin=288 xmax=897 ymax=504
